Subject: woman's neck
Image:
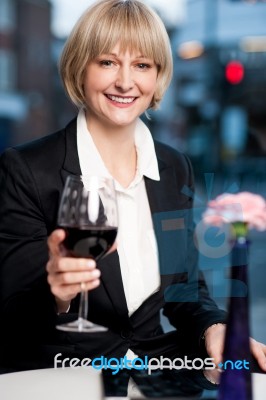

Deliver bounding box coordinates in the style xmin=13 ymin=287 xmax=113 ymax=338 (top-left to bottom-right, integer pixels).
xmin=85 ymin=115 xmax=138 ymax=188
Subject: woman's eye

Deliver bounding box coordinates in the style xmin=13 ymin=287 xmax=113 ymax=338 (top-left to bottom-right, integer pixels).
xmin=100 ymin=60 xmax=114 ymax=67
xmin=137 ymin=63 xmax=151 ymax=70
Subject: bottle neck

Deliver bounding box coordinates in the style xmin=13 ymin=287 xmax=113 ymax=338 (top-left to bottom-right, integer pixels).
xmin=231 ymin=221 xmax=248 ymax=241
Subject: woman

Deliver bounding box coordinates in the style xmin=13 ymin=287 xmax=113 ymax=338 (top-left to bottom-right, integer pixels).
xmin=0 ymin=0 xmax=265 ymax=373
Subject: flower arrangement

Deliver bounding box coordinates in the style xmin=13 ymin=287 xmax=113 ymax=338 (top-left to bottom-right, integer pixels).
xmin=203 ymin=192 xmax=266 ymax=236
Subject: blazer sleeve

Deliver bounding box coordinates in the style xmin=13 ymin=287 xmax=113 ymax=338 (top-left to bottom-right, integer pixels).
xmin=162 ymin=154 xmax=227 ymax=345
xmin=0 ymin=148 xmax=57 ymax=344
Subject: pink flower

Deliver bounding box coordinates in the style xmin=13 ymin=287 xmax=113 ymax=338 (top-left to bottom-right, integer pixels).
xmin=203 ymin=192 xmax=266 ymax=231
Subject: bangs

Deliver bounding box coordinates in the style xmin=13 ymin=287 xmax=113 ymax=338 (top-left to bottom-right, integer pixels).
xmin=88 ymin=2 xmax=164 ymax=66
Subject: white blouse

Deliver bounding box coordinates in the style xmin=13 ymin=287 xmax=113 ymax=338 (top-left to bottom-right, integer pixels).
xmin=77 ymin=109 xmax=161 ymax=356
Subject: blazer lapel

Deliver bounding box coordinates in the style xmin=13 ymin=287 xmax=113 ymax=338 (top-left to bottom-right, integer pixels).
xmin=60 ymin=118 xmax=82 ymax=184
xmin=145 ymin=158 xmax=178 ymax=214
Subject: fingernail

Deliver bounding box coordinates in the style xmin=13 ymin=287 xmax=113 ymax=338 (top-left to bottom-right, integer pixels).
xmin=57 ymin=230 xmax=65 ymax=239
xmin=87 ymin=259 xmax=96 ymax=268
xmin=91 ymin=269 xmax=100 ymax=278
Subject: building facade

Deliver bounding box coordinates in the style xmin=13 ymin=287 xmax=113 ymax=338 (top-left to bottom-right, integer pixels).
xmin=0 ymin=0 xmax=53 ymax=150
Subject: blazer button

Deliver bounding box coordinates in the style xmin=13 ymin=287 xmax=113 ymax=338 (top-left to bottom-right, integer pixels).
xmin=120 ymin=329 xmax=132 ymax=339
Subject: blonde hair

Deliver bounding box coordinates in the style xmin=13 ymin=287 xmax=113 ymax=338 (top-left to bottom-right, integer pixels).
xmin=59 ymin=0 xmax=173 ymax=110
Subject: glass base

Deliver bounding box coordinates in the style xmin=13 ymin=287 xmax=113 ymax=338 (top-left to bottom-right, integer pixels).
xmin=56 ymin=317 xmax=108 ymax=333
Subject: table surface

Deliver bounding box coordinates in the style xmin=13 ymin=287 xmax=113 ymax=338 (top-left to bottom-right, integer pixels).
xmin=0 ymin=367 xmax=265 ymax=400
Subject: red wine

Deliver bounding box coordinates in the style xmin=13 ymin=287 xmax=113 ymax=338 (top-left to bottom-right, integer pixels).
xmin=60 ymin=226 xmax=117 ymax=260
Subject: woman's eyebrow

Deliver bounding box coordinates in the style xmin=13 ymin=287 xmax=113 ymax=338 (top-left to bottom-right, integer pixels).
xmin=99 ymin=52 xmax=149 ymax=59
xmin=99 ymin=52 xmax=118 ymax=57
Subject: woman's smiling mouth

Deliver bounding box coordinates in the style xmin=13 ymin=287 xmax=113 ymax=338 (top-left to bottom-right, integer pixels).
xmin=105 ymin=94 xmax=137 ymax=104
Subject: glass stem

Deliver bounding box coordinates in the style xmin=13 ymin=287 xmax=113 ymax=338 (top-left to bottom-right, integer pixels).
xmin=78 ymin=290 xmax=88 ymax=322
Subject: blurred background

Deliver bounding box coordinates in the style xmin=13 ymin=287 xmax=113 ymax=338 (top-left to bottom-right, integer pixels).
xmin=0 ymin=0 xmax=265 ymax=343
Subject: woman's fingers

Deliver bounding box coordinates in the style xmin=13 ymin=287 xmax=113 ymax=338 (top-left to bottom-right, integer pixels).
xmin=46 ymin=256 xmax=100 ymax=300
xmin=46 ymin=257 xmax=96 ymax=274
xmin=47 ymin=229 xmax=66 ymax=256
xmin=46 ymin=230 xmax=100 ymax=304
xmin=47 ymin=264 xmax=101 ymax=302
xmin=47 ymin=267 xmax=100 ymax=286
xmin=51 ymin=279 xmax=101 ymax=302
xmin=250 ymin=338 xmax=266 ymax=371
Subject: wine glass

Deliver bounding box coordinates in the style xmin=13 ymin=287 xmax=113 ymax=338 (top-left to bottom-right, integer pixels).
xmin=56 ymin=175 xmax=118 ymax=332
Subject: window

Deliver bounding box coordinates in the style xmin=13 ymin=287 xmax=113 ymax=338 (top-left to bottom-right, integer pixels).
xmin=0 ymin=50 xmax=16 ymax=91
xmin=0 ymin=0 xmax=15 ymax=32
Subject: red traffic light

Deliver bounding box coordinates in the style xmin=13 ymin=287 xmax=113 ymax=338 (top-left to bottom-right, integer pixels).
xmin=225 ymin=61 xmax=244 ymax=85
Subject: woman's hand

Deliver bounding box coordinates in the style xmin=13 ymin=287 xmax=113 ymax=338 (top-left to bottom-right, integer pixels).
xmin=46 ymin=229 xmax=101 ymax=313
xmin=204 ymin=323 xmax=226 ymax=367
xmin=204 ymin=323 xmax=266 ymax=372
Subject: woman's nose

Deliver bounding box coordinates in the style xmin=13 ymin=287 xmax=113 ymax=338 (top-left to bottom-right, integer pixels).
xmin=115 ymin=66 xmax=134 ymax=91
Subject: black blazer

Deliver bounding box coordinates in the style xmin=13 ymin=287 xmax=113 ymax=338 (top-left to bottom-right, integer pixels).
xmin=0 ymin=118 xmax=226 ymax=371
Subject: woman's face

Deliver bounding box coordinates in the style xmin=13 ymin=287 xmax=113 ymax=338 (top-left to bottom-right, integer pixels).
xmin=83 ymin=43 xmax=158 ymax=130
